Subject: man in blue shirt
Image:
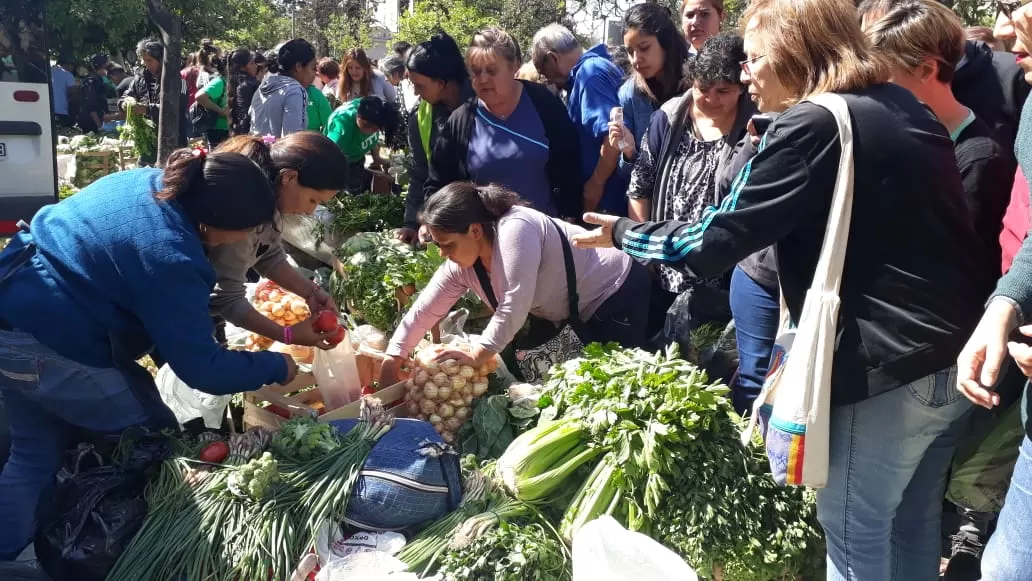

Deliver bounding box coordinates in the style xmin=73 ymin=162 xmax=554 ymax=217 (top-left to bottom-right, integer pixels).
xmin=530 ymin=24 xmax=628 ymax=216
xmin=51 ymin=54 xmax=78 ymax=127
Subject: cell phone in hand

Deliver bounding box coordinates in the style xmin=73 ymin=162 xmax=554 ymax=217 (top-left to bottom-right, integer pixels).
xmin=750 ymin=114 xmax=774 ymax=136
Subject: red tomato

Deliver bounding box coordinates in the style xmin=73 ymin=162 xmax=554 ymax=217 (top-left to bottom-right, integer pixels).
xmin=199 ymin=441 xmax=229 ymax=463
xmin=361 ymin=383 xmax=378 ymax=396
xmin=313 ymin=310 xmax=339 ymax=333
xmin=326 ymin=326 xmax=345 ymax=345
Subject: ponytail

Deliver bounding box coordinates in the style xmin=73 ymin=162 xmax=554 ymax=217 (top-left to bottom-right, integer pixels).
xmin=215 ymin=131 xmax=348 ymax=191
xmin=156 ymin=148 xmax=276 ymax=230
xmin=420 ymin=182 xmax=524 ymax=241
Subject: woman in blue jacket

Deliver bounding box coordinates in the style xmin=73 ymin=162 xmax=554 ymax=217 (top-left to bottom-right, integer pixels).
xmin=0 ymin=148 xmax=298 ymax=559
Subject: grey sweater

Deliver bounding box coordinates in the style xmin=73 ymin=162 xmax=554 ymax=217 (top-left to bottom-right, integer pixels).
xmin=249 ymin=73 xmax=308 ymax=137
xmin=208 ymin=225 xmax=288 ymax=325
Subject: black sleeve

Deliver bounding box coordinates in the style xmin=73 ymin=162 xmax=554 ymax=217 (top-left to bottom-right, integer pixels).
xmin=957 ymin=137 xmax=1015 ymax=266
xmin=405 ymin=107 xmax=427 ymax=229
xmin=424 ymin=107 xmax=468 ymax=200
xmin=527 ymin=83 xmax=584 ymax=220
xmin=610 ymin=103 xmax=840 ymax=279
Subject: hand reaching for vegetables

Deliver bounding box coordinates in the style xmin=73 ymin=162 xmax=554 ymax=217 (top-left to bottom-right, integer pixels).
xmin=571 ymin=213 xmax=621 ymax=249
xmin=380 ymin=355 xmax=404 ymax=388
xmin=305 ymin=286 xmax=337 ymax=316
xmin=434 ymin=348 xmax=478 ymax=367
xmin=394 ymin=228 xmax=419 ymax=245
xmin=287 ymin=318 xmax=338 ymax=349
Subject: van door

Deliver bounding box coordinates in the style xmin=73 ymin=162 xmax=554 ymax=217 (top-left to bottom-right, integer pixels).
xmin=0 ymin=1 xmax=58 ymax=234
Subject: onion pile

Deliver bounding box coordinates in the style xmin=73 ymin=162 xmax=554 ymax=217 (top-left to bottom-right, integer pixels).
xmin=405 ymin=344 xmax=496 ymax=444
xmin=245 ymin=281 xmax=311 ymax=352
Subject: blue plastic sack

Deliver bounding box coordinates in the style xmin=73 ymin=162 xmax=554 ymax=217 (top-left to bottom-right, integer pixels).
xmin=329 ymin=418 xmax=462 ymax=531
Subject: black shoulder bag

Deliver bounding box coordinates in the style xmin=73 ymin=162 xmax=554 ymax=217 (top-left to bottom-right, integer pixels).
xmin=472 ymin=219 xmax=586 ymax=383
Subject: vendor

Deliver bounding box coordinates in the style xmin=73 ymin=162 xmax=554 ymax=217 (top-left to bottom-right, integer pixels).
xmin=394 ymin=32 xmax=475 ymax=245
xmin=208 ymin=132 xmax=349 ymax=347
xmin=0 ymin=148 xmax=298 ymax=559
xmin=324 ymin=95 xmax=398 ymax=195
xmin=379 ymin=182 xmax=650 ymax=384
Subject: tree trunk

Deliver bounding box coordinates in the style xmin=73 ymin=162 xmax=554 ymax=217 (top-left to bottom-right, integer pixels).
xmin=145 ymin=0 xmax=183 ymax=166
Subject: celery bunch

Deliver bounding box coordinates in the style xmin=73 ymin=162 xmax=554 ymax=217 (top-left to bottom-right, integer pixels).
xmin=495 ymin=418 xmax=600 ymax=502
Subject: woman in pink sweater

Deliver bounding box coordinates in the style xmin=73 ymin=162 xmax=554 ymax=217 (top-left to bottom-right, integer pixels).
xmin=381 ymin=183 xmax=650 ymax=382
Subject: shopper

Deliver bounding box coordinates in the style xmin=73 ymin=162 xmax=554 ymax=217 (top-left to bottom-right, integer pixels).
xmin=226 ymin=49 xmax=260 ymax=136
xmin=380 ymin=182 xmax=649 ymax=385
xmin=426 ymin=27 xmax=582 ymax=219
xmin=306 ymin=81 xmax=333 ymax=133
xmin=339 ymin=47 xmax=397 ymax=104
xmin=208 ymin=133 xmax=347 ymax=343
xmin=250 ymin=39 xmax=317 ymax=138
xmin=681 ymin=0 xmax=724 ymax=52
xmin=317 ymin=57 xmax=340 ymax=107
xmin=195 ymin=54 xmax=233 ymax=148
xmin=531 ymin=24 xmax=628 ymax=215
xmin=324 ymin=96 xmax=396 ymax=194
xmin=0 ymin=149 xmax=298 ymax=560
xmin=572 ymin=0 xmax=994 ymax=577
xmin=396 ymin=32 xmax=475 ymax=244
xmin=51 ymin=54 xmax=78 ymax=127
xmin=614 ymin=3 xmax=691 ymax=178
xmin=623 ymin=32 xmax=753 ymax=338
xmin=77 ymin=53 xmax=110 ymax=133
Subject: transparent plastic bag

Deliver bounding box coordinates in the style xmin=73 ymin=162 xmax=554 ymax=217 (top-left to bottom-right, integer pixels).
xmin=155 ymin=364 xmax=232 ymax=429
xmin=313 ymin=336 xmax=363 ymax=409
xmin=572 ymin=516 xmax=697 ymax=581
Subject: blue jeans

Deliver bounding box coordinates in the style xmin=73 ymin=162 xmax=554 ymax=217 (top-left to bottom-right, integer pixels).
xmin=729 ymin=266 xmax=779 ymax=414
xmin=816 ymin=366 xmax=972 ymax=581
xmin=0 ymin=330 xmax=160 ymax=559
xmin=981 ymin=435 xmax=1032 ymax=580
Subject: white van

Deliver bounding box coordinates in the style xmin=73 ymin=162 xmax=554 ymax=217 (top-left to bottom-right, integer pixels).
xmin=0 ymin=4 xmax=57 ymax=235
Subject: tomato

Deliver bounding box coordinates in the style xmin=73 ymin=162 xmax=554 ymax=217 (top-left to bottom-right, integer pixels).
xmin=326 ymin=326 xmax=345 ymax=345
xmin=199 ymin=441 xmax=229 ymax=464
xmin=313 ymin=310 xmax=339 ymax=333
xmin=361 ymin=383 xmax=378 ymax=396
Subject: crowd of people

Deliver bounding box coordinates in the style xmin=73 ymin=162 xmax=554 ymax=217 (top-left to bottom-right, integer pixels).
xmin=6 ymin=0 xmax=1032 ymax=578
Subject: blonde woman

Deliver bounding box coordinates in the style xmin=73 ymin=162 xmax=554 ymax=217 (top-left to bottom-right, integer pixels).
xmin=572 ymin=0 xmax=996 ymax=577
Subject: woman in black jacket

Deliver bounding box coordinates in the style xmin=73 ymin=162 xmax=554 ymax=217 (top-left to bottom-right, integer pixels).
xmin=424 ymin=27 xmax=583 ymax=221
xmin=573 ymin=0 xmax=995 ymax=578
xmin=396 ymin=32 xmax=475 ymax=244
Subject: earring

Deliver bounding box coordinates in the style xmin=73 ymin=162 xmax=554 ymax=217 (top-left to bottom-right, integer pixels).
xmin=200 ymin=224 xmax=209 ymax=234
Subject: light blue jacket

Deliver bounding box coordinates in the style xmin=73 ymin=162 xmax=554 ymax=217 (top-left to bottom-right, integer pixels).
xmin=617 ymin=78 xmax=658 ymax=180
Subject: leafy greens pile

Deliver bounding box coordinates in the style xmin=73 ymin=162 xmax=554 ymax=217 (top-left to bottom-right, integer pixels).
xmin=538 ymin=344 xmax=825 ymax=581
xmin=314 ymin=192 xmax=406 ymax=244
xmin=330 ymin=232 xmax=479 ymax=332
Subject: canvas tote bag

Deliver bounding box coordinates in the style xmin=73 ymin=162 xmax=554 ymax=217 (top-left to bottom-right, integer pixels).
xmin=741 ymin=92 xmax=855 ymax=488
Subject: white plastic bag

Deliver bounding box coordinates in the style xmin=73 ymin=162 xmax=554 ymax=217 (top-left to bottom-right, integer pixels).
xmin=155 ymin=364 xmax=232 ymax=429
xmin=313 ymin=335 xmax=363 ymax=409
xmin=572 ymin=516 xmax=697 ymax=581
xmin=315 ymin=520 xmax=406 ymax=567
xmin=315 ymin=552 xmax=417 ymax=581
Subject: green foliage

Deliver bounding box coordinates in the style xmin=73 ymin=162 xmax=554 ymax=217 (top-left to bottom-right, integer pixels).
xmin=943 ymin=0 xmax=999 ymax=26
xmin=395 ymin=0 xmax=499 ymax=48
xmin=436 ymin=520 xmax=571 ymax=581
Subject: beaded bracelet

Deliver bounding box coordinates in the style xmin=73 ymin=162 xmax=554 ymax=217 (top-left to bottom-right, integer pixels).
xmin=283 ymin=325 xmax=293 ymax=345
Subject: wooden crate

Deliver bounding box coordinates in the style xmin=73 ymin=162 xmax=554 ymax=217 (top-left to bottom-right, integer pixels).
xmin=241 ymin=350 xmax=401 ymax=430
xmin=74 ymin=150 xmax=120 ymax=187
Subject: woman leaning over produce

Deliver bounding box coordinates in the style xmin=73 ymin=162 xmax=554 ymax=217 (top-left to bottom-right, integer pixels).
xmin=424 ymin=27 xmax=583 ymax=220
xmin=325 ymin=96 xmax=398 ymax=194
xmin=395 ymin=31 xmax=475 ymax=244
xmin=208 ymin=132 xmax=349 ymax=348
xmin=572 ymin=0 xmax=996 ymax=577
xmin=379 ymin=182 xmax=649 ymax=386
xmin=0 ymin=148 xmax=299 ymax=560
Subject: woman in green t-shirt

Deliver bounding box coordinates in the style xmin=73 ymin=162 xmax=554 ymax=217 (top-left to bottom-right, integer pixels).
xmin=324 ymin=96 xmax=398 ymax=194
xmin=196 ymin=71 xmax=231 ymax=147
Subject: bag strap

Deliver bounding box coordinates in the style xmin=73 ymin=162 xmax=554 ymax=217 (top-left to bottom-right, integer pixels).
xmin=471 ymin=218 xmax=581 ymax=325
xmin=801 ymin=93 xmax=855 ymax=296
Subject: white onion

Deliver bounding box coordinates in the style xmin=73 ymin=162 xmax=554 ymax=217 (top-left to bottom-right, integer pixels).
xmin=437 ymin=385 xmax=452 ymax=401
xmin=440 ymin=359 xmax=459 ymax=375
xmin=464 ymin=394 xmax=473 ymax=406
xmin=414 ymin=370 xmax=429 ymax=385
xmin=405 ymin=378 xmax=415 ymax=390
xmin=448 ymin=397 xmax=465 ymax=408
xmin=429 ymin=414 xmax=443 ymax=425
xmin=451 ymin=376 xmax=466 ymax=391
xmin=423 ymin=383 xmax=440 ymax=400
xmin=406 ymin=402 xmax=419 ymax=416
xmin=459 ymin=365 xmax=476 ymax=379
xmin=472 ymin=380 xmax=489 ymax=397
xmin=440 ymin=431 xmax=455 ymax=444
xmin=420 ymin=399 xmax=437 ymax=415
xmin=455 ymin=406 xmax=471 ymax=420
xmin=409 ymin=390 xmax=423 ymax=403
xmin=445 ymin=417 xmax=463 ymax=431
xmin=432 ymin=372 xmax=449 ymax=387
xmin=438 ymin=403 xmax=454 ymax=418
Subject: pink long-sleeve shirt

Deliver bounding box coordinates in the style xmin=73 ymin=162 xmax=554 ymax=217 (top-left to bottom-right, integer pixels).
xmin=386 ymin=207 xmax=633 ymax=356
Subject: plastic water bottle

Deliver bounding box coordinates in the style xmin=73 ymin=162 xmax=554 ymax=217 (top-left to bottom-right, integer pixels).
xmin=610 ymin=107 xmax=629 ymax=150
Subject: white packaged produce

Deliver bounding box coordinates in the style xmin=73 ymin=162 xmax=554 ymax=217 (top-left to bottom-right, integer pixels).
xmin=572 ymin=516 xmax=698 ymax=581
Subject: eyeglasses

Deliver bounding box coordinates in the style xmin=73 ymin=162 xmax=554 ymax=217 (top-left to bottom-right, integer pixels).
xmin=740 ymin=54 xmax=766 ymax=74
xmin=997 ymin=0 xmax=1023 ymax=17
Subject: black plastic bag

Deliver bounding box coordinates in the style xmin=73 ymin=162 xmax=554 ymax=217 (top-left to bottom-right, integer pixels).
xmin=35 ymin=431 xmax=172 ymax=581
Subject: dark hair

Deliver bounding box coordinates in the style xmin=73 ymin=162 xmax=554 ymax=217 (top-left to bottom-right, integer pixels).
xmin=108 ymin=64 xmax=125 ymax=76
xmin=355 ymin=96 xmax=401 ymax=144
xmin=609 ymin=45 xmax=632 ymax=78
xmin=226 ymin=48 xmax=254 ymax=128
xmin=157 ymin=149 xmax=276 ymax=231
xmin=688 ymin=32 xmax=746 ymax=90
xmin=136 ymin=38 xmax=163 ymax=61
xmin=277 ymin=39 xmax=316 ymax=79
xmin=380 ymin=55 xmax=405 ymax=79
xmin=253 ymin=50 xmax=269 ymax=68
xmin=262 ymin=49 xmax=279 ymax=73
xmin=89 ymin=53 xmax=108 ymax=70
xmin=197 ymin=45 xmax=218 ymax=69
xmin=624 ymin=2 xmax=690 ymax=104
xmin=215 ymin=132 xmax=349 ymax=191
xmin=340 ymin=48 xmax=374 ymax=99
xmin=317 ymin=57 xmax=339 ymax=79
xmin=406 ymin=32 xmax=468 ymax=84
xmin=392 ymin=41 xmax=412 ymax=57
xmin=420 ymin=183 xmax=525 ymax=242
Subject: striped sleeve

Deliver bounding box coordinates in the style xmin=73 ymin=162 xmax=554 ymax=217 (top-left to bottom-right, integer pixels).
xmin=611 ymin=104 xmax=841 ymax=279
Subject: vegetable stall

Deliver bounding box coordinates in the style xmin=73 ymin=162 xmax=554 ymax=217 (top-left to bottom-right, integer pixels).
xmin=28 ymin=189 xmax=826 ymax=580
